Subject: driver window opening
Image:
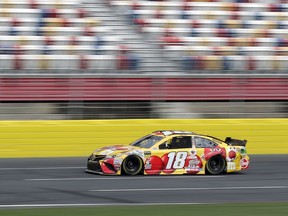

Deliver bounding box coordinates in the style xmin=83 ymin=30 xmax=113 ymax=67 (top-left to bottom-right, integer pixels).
xmin=159 ymin=136 xmax=192 ymax=149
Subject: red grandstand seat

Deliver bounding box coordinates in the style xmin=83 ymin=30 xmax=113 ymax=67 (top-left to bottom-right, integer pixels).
xmin=231 ymin=12 xmax=239 ymax=20
xmin=191 ymin=20 xmax=200 ymax=28
xmin=269 ymin=4 xmax=281 ymax=12
xmin=78 ymin=8 xmax=85 ymax=19
xmin=217 ymin=29 xmax=230 ymax=37
xmin=247 ymin=57 xmax=255 ymax=70
xmin=161 ymin=36 xmax=183 ymax=46
xmin=283 ymin=39 xmax=288 ymax=47
xmin=12 ymin=18 xmax=20 ymax=27
xmin=213 ymin=46 xmax=220 ymax=56
xmin=155 ymin=9 xmax=163 ymax=19
xmin=117 ymin=55 xmax=129 ymax=70
xmin=44 ymin=36 xmax=53 ymax=45
xmin=231 ymin=3 xmax=240 ymax=12
xmin=49 ymin=9 xmax=58 ymax=18
xmin=228 ymin=38 xmax=235 ymax=46
xmin=132 ymin=2 xmax=140 ymax=10
xmin=70 ymin=36 xmax=78 ymax=46
xmin=119 ymin=45 xmax=128 ymax=54
xmin=275 ymin=47 xmax=281 ymax=55
xmin=164 ymin=28 xmax=172 ymax=37
xmin=13 ymin=55 xmax=22 ymax=70
xmin=263 ymin=29 xmax=271 ymax=38
xmin=195 ymin=56 xmax=204 ymax=70
xmin=79 ymin=55 xmax=88 ymax=70
xmin=29 ymin=0 xmax=37 ymax=9
xmin=182 ymin=2 xmax=191 ymax=11
xmin=14 ymin=45 xmax=23 ymax=55
xmin=83 ymin=26 xmax=94 ymax=36
xmin=134 ymin=18 xmax=147 ymax=28
xmin=250 ymin=38 xmax=258 ymax=46
xmin=62 ymin=18 xmax=70 ymax=27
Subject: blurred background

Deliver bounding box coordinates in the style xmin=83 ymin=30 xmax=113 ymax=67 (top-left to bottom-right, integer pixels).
xmin=1 ymin=0 xmax=288 ymax=120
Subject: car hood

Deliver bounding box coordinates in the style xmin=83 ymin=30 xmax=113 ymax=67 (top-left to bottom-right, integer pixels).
xmin=92 ymin=145 xmax=142 ymax=157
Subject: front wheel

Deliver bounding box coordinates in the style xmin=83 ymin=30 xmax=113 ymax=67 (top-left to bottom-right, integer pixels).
xmin=206 ymin=156 xmax=226 ymax=175
xmin=122 ymin=155 xmax=143 ymax=175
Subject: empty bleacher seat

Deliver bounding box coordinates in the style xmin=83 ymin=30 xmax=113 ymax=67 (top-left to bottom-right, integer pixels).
xmin=0 ymin=54 xmax=117 ymax=70
xmin=2 ymin=0 xmax=288 ymax=73
xmin=108 ymin=0 xmax=288 ymax=72
xmin=0 ymin=0 xmax=122 ymax=72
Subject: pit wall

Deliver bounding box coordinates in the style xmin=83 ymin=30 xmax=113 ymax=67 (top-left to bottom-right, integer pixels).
xmin=0 ymin=119 xmax=287 ymax=158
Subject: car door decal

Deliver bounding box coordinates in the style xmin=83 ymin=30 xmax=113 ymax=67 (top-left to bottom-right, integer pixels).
xmin=165 ymin=152 xmax=188 ymax=169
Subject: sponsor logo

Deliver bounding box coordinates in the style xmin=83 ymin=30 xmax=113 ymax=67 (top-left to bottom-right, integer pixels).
xmin=240 ymin=158 xmax=249 ymax=169
xmin=187 ymin=158 xmax=200 ymax=168
xmin=227 ymin=147 xmax=237 ymax=162
xmin=227 ymin=162 xmax=236 ymax=170
xmin=113 ymin=158 xmax=122 ymax=171
xmin=145 ymin=160 xmax=152 ymax=170
xmin=144 ymin=151 xmax=151 ymax=156
xmin=88 ymin=160 xmax=99 ymax=164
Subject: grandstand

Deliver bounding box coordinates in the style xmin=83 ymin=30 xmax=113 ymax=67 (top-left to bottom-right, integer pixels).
xmin=112 ymin=0 xmax=288 ymax=72
xmin=2 ymin=0 xmax=288 ymax=73
xmin=0 ymin=0 xmax=164 ymax=72
xmin=0 ymin=0 xmax=288 ymax=119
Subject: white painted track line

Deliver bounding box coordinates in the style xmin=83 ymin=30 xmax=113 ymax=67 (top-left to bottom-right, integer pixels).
xmin=90 ymin=186 xmax=288 ymax=192
xmin=25 ymin=176 xmax=223 ymax=181
xmin=0 ymin=203 xmax=204 ymax=208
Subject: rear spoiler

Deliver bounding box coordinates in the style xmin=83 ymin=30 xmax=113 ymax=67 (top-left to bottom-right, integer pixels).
xmin=225 ymin=137 xmax=247 ymax=147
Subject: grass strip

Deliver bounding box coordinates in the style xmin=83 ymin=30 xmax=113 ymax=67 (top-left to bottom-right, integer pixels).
xmin=0 ymin=203 xmax=288 ymax=216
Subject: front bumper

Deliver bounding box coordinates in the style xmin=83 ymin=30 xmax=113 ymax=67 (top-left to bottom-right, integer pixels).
xmin=86 ymin=159 xmax=103 ymax=173
xmin=86 ymin=156 xmax=119 ymax=175
xmin=85 ymin=168 xmax=103 ymax=175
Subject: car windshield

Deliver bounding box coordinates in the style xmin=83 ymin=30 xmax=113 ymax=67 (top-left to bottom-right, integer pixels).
xmin=130 ymin=135 xmax=164 ymax=149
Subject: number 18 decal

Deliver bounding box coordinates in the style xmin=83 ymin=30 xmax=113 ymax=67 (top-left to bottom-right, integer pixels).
xmin=166 ymin=152 xmax=188 ymax=169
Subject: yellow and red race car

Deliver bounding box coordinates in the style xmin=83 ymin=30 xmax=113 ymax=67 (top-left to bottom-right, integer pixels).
xmin=86 ymin=130 xmax=249 ymax=175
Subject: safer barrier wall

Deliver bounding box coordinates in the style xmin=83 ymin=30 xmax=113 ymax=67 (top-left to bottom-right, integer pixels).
xmin=0 ymin=119 xmax=287 ymax=158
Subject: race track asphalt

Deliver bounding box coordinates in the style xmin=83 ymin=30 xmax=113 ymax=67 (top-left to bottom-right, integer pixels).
xmin=0 ymin=155 xmax=287 ymax=207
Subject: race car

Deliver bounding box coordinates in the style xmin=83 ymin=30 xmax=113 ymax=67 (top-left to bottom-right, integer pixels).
xmin=86 ymin=130 xmax=249 ymax=175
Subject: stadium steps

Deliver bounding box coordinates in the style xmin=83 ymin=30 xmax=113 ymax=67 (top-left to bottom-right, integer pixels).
xmin=81 ymin=0 xmax=180 ymax=73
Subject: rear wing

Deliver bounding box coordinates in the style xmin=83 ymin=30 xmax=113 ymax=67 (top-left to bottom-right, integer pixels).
xmin=225 ymin=137 xmax=247 ymax=147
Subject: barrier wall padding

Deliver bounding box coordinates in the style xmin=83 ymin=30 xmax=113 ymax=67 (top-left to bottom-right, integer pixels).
xmin=0 ymin=119 xmax=287 ymax=158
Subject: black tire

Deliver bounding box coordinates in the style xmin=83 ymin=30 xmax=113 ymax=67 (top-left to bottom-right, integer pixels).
xmin=206 ymin=156 xmax=226 ymax=175
xmin=122 ymin=155 xmax=143 ymax=176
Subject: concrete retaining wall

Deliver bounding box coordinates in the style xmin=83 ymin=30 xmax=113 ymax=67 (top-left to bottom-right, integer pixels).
xmin=0 ymin=119 xmax=287 ymax=157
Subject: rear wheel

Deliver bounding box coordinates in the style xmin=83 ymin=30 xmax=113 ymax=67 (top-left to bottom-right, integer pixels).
xmin=206 ymin=156 xmax=226 ymax=175
xmin=122 ymin=155 xmax=143 ymax=175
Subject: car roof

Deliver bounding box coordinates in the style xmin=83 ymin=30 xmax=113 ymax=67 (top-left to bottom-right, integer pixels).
xmin=152 ymin=130 xmax=196 ymax=136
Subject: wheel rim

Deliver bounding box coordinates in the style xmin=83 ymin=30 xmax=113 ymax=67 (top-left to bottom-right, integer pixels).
xmin=207 ymin=156 xmax=225 ymax=175
xmin=124 ymin=156 xmax=142 ymax=174
xmin=210 ymin=157 xmax=221 ymax=171
xmin=127 ymin=159 xmax=137 ymax=171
